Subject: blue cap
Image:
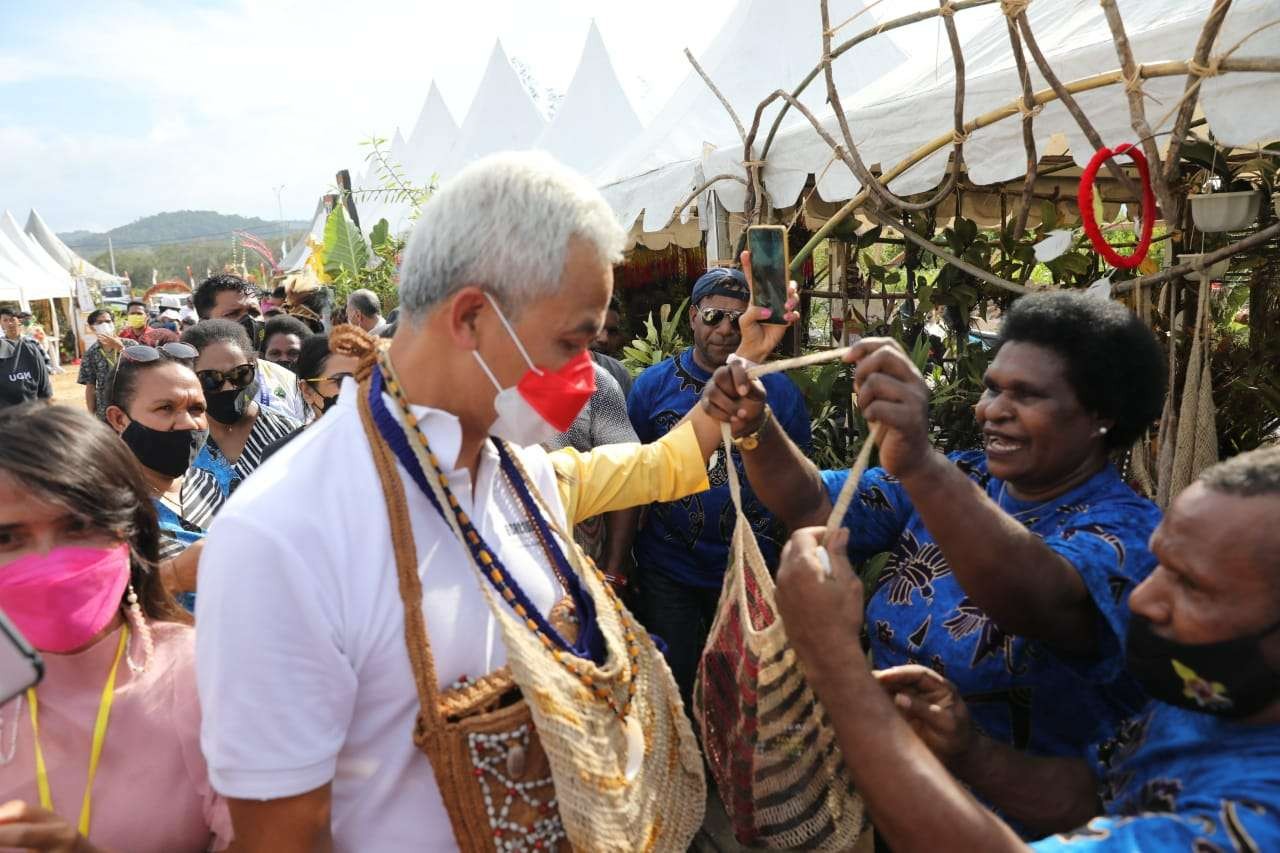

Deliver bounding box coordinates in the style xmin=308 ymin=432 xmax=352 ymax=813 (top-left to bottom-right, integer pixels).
xmin=690 ymin=267 xmax=749 ymax=306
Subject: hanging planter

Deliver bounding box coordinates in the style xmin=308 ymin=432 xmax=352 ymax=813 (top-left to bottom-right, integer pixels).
xmin=1189 ymin=189 xmax=1261 ymax=233
xmin=1177 ymin=253 xmax=1231 ymax=281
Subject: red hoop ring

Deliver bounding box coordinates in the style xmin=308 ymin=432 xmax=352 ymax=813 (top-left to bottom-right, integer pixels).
xmin=1078 ymin=143 xmax=1156 ymax=270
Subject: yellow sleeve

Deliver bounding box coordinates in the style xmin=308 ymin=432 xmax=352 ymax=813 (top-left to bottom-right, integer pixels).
xmin=550 ymin=420 xmax=710 ymax=525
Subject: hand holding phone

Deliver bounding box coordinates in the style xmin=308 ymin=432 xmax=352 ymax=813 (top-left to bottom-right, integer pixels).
xmin=747 ymin=225 xmax=790 ymax=325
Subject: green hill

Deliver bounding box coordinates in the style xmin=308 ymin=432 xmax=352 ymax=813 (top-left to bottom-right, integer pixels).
xmin=60 ymin=210 xmax=311 ymax=254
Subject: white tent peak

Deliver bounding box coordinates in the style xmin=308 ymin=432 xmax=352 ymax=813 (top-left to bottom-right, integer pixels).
xmin=535 ymin=21 xmax=643 ymax=175
xmin=25 ymin=208 xmax=126 ymax=285
xmin=440 ymin=39 xmax=547 ymax=177
xmin=405 ymin=82 xmax=459 ymax=185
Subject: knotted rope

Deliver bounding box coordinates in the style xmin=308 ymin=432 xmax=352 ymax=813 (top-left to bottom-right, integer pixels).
xmin=1015 ymin=98 xmax=1044 ymax=120
xmin=1000 ymin=0 xmax=1030 ymax=19
xmin=1188 ymin=55 xmax=1223 ymax=78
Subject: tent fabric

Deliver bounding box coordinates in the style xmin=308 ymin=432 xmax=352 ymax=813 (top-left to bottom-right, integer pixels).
xmin=594 ymin=0 xmax=908 ymax=234
xmin=0 ymin=211 xmax=72 ymax=300
xmin=604 ymin=0 xmax=1280 ymax=234
xmin=405 ymin=83 xmax=459 ymax=186
xmin=535 ymin=21 xmax=643 ymax=176
xmin=279 ymin=198 xmax=331 ymax=273
xmin=439 ymin=41 xmax=547 ymax=178
xmin=24 ymin=209 xmax=127 ymax=286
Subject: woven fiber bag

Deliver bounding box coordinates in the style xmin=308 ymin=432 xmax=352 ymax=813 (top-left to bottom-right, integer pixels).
xmin=694 ymin=426 xmax=868 ymax=850
xmin=368 ymin=355 xmax=707 ymax=852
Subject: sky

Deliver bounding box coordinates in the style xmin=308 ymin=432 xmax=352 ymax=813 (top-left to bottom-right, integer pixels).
xmin=0 ymin=0 xmax=736 ymax=233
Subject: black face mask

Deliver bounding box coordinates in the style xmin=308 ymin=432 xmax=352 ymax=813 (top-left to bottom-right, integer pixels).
xmin=121 ymin=420 xmax=208 ymax=478
xmin=276 ymin=360 xmax=298 ymax=374
xmin=1126 ymin=615 xmax=1280 ymax=719
xmin=206 ymin=387 xmax=251 ymax=425
xmin=238 ymin=314 xmax=264 ymax=350
xmin=319 ymin=392 xmax=339 ymax=414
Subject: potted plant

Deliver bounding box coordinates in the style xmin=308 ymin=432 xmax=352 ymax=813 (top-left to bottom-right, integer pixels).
xmin=1182 ymin=141 xmax=1264 ymax=232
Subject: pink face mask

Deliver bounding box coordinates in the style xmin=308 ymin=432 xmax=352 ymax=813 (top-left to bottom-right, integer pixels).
xmin=0 ymin=544 xmax=130 ymax=653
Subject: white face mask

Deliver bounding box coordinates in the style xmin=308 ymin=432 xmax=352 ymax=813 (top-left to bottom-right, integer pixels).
xmin=93 ymin=322 xmax=115 ymax=337
xmin=472 ymin=295 xmax=561 ymax=448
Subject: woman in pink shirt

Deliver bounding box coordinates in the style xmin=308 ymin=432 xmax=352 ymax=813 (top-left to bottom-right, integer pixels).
xmin=0 ymin=404 xmax=232 ymax=852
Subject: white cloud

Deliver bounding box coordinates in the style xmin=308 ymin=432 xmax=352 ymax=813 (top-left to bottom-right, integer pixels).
xmin=0 ymin=0 xmax=736 ymax=231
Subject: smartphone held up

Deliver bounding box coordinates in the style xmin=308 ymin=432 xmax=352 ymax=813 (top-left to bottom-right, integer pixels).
xmin=747 ymin=225 xmax=790 ymax=325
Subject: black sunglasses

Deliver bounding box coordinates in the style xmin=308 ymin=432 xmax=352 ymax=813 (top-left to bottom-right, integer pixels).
xmin=196 ymin=363 xmax=257 ymax=393
xmin=108 ymin=343 xmax=200 ymax=409
xmin=697 ymin=307 xmax=744 ymax=328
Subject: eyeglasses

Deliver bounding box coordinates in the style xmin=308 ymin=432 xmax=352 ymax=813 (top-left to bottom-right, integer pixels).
xmin=302 ymin=372 xmax=354 ymax=387
xmin=697 ymin=307 xmax=744 ymax=328
xmin=108 ymin=343 xmax=200 ymax=408
xmin=196 ymin=363 xmax=257 ymax=393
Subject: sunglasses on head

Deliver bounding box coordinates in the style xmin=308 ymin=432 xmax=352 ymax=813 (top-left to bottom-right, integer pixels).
xmin=302 ymin=372 xmax=354 ymax=386
xmin=697 ymin=307 xmax=744 ymax=328
xmin=108 ymin=343 xmax=200 ymax=410
xmin=120 ymin=342 xmax=199 ymax=363
xmin=196 ymin=363 xmax=257 ymax=393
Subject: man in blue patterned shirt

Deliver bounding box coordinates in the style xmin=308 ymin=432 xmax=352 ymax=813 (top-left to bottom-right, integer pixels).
xmin=772 ymin=444 xmax=1280 ymax=850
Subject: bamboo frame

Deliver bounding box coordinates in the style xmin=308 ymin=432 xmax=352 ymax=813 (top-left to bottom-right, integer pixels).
xmin=788 ymin=56 xmax=1280 ymax=274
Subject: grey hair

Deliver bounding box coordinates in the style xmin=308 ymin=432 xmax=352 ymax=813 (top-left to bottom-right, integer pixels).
xmin=398 ymin=151 xmax=627 ymax=318
xmin=1199 ymin=445 xmax=1280 ymax=497
xmin=347 ymin=288 xmax=381 ymax=318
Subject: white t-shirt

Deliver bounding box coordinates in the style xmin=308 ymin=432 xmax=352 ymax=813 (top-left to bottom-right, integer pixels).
xmin=195 ymin=379 xmax=568 ymax=851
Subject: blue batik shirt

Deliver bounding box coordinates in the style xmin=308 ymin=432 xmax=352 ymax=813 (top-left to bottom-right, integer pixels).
xmin=629 ymin=348 xmax=812 ymax=588
xmin=822 ymin=450 xmax=1160 ymax=759
xmin=1033 ymin=702 xmax=1280 ymax=850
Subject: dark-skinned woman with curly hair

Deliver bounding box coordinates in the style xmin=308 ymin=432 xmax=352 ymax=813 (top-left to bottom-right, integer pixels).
xmin=703 ymin=290 xmax=1167 ymax=792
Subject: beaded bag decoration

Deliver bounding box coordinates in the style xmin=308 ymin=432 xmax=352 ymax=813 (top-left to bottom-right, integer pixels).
xmin=358 ymin=351 xmax=705 ymax=851
xmin=694 ymin=425 xmax=868 ymax=849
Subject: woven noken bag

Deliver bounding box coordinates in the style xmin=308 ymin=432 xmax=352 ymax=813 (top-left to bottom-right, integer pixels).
xmin=362 ymin=358 xmax=706 ymax=852
xmin=694 ymin=425 xmax=868 ymax=849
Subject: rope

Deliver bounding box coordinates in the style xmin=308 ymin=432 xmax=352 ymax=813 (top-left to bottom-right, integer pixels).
xmin=742 ymin=160 xmax=767 ymax=168
xmin=824 ymin=425 xmax=884 ymax=544
xmin=952 ymin=129 xmax=971 ymax=145
xmin=938 ymin=1 xmax=957 ymax=17
xmin=1188 ymin=55 xmax=1223 ymax=78
xmin=1123 ymin=64 xmax=1145 ymax=93
xmin=746 ymin=346 xmax=852 ymax=378
xmin=1015 ymin=98 xmax=1044 ymax=119
xmin=1000 ymin=0 xmax=1030 ymax=19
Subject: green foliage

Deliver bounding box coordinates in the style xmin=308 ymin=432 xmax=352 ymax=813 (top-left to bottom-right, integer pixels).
xmin=352 ymin=137 xmax=438 ymax=218
xmin=323 ymin=206 xmax=369 ymax=279
xmin=621 ymin=300 xmax=689 ymax=375
xmin=326 ymin=218 xmax=403 ymax=315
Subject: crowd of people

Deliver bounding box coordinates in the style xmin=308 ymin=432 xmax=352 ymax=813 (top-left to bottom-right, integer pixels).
xmin=0 ymin=150 xmax=1277 ymax=852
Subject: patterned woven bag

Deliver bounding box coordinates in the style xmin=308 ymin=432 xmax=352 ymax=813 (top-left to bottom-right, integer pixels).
xmin=694 ymin=426 xmax=869 ymax=850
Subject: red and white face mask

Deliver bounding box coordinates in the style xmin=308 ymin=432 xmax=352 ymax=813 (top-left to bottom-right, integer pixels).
xmin=472 ymin=294 xmax=596 ymax=447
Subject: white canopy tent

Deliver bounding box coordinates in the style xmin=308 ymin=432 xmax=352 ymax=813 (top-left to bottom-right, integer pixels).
xmin=405 ymin=83 xmax=459 ymax=186
xmin=536 ymin=21 xmax=643 ymax=176
xmin=0 ymin=212 xmax=73 ymax=301
xmin=439 ymin=41 xmax=547 ymax=178
xmin=24 ymin=208 xmax=127 ymax=286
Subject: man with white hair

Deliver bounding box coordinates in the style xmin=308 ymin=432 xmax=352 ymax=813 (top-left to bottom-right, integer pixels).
xmin=345 ymin=288 xmax=388 ymax=336
xmin=195 ymin=152 xmax=718 ymax=851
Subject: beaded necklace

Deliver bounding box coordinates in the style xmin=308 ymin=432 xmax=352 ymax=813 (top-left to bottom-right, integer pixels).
xmin=370 ymin=356 xmax=642 ymax=727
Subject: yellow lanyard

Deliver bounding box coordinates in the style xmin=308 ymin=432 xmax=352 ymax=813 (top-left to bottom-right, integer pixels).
xmin=27 ymin=626 xmax=127 ymax=837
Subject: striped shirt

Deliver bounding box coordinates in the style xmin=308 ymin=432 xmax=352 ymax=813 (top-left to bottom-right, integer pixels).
xmin=191 ymin=407 xmax=300 ymax=516
xmin=155 ymin=467 xmax=222 ymax=613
